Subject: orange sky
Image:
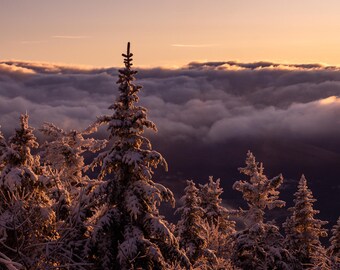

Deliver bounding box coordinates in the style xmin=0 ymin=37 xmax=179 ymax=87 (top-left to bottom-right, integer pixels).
xmin=2 ymin=0 xmax=340 ymax=67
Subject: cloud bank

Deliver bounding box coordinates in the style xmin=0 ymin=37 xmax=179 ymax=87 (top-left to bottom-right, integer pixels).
xmin=2 ymin=60 xmax=340 ymax=143
xmin=1 ymin=60 xmax=340 ymax=224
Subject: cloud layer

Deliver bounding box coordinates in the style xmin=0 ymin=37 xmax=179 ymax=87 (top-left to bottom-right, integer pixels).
xmin=1 ymin=60 xmax=340 ymax=224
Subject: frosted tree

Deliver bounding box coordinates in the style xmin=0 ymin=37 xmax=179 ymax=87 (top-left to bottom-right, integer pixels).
xmin=0 ymin=114 xmax=57 ymax=269
xmin=232 ymin=151 xmax=297 ymax=269
xmin=176 ymin=180 xmax=216 ymax=268
xmin=329 ymin=217 xmax=340 ymax=269
xmin=233 ymin=151 xmax=285 ymax=227
xmin=88 ymin=43 xmax=190 ymax=270
xmin=39 ymin=123 xmax=107 ymax=267
xmin=40 ymin=122 xmax=107 ymax=192
xmin=198 ymin=177 xmax=235 ymax=260
xmin=283 ymin=175 xmax=329 ymax=269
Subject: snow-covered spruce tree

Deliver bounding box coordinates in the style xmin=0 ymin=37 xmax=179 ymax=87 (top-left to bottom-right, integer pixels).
xmin=198 ymin=177 xmax=235 ymax=261
xmin=232 ymin=151 xmax=297 ymax=270
xmin=233 ymin=151 xmax=286 ymax=227
xmin=283 ymin=175 xmax=329 ymax=269
xmin=176 ymin=180 xmax=217 ymax=269
xmin=88 ymin=43 xmax=190 ymax=270
xmin=39 ymin=123 xmax=107 ymax=267
xmin=329 ymin=217 xmax=340 ymax=269
xmin=0 ymin=114 xmax=57 ymax=269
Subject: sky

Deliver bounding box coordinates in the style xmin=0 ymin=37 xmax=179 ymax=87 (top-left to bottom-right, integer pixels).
xmin=1 ymin=1 xmax=340 ymax=226
xmin=2 ymin=0 xmax=340 ymax=67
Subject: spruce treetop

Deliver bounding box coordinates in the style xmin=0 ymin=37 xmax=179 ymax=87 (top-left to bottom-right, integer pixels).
xmin=289 ymin=174 xmax=328 ymax=233
xmin=7 ymin=113 xmax=39 ymax=167
xmin=92 ymin=42 xmax=166 ymax=182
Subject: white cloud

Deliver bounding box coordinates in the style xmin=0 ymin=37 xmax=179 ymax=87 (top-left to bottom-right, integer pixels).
xmin=2 ymin=60 xmax=340 ymax=142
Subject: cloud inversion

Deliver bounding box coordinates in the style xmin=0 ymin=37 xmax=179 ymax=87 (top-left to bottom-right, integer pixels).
xmin=1 ymin=60 xmax=339 ymax=225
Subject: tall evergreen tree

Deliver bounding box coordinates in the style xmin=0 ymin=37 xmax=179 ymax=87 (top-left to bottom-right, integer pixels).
xmin=232 ymin=151 xmax=297 ymax=269
xmin=88 ymin=43 xmax=190 ymax=270
xmin=0 ymin=114 xmax=57 ymax=269
xmin=283 ymin=175 xmax=329 ymax=269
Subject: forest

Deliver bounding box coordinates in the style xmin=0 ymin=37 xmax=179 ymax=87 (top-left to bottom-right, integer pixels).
xmin=0 ymin=43 xmax=339 ymax=270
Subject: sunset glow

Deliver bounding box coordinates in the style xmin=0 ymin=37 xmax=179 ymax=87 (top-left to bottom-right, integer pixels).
xmin=1 ymin=2 xmax=340 ymax=269
xmin=3 ymin=0 xmax=340 ymax=67
xmin=319 ymin=96 xmax=340 ymax=105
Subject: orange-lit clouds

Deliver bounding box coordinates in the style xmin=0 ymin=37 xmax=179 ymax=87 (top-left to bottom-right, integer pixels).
xmin=0 ymin=63 xmax=36 ymax=74
xmin=319 ymin=96 xmax=340 ymax=106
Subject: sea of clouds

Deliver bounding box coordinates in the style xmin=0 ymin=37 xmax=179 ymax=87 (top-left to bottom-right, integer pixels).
xmin=1 ymin=60 xmax=340 ymax=224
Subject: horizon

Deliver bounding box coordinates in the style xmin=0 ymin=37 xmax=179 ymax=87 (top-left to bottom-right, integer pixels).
xmin=2 ymin=58 xmax=340 ymax=71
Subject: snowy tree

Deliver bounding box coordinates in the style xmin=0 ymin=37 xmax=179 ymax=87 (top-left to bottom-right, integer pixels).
xmin=199 ymin=176 xmax=235 ymax=232
xmin=233 ymin=151 xmax=285 ymax=227
xmin=283 ymin=175 xmax=329 ymax=269
xmin=329 ymin=217 xmax=340 ymax=269
xmin=88 ymin=43 xmax=190 ymax=270
xmin=232 ymin=151 xmax=297 ymax=269
xmin=40 ymin=122 xmax=107 ymax=192
xmin=39 ymin=123 xmax=107 ymax=268
xmin=0 ymin=114 xmax=57 ymax=269
xmin=176 ymin=180 xmax=216 ymax=268
xmin=198 ymin=177 xmax=235 ymax=260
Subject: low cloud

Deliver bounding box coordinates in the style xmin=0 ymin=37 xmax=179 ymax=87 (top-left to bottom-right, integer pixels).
xmin=2 ymin=60 xmax=340 ymax=144
xmin=1 ymin=60 xmax=340 ymax=224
